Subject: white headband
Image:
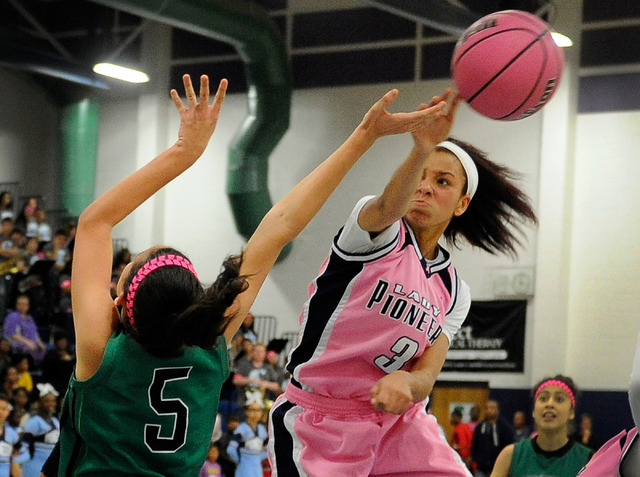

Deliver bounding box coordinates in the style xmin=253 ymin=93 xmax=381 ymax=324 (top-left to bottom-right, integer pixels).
xmin=436 ymin=140 xmax=479 ymax=198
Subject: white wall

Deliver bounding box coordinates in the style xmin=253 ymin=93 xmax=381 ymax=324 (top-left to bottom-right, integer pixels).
xmin=567 ymin=111 xmax=640 ymax=389
xmin=0 ymin=70 xmax=60 ymax=210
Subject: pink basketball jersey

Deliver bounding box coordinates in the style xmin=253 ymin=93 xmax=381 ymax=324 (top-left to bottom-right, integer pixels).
xmin=577 ymin=427 xmax=638 ymax=477
xmin=286 ymin=198 xmax=470 ymax=402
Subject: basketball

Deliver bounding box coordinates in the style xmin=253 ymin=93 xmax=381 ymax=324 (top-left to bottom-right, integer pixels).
xmin=451 ymin=10 xmax=564 ymax=121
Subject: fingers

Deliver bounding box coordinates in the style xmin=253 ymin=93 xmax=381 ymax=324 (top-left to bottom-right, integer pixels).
xmin=183 ymin=74 xmax=197 ymax=109
xmin=212 ymin=78 xmax=228 ymax=109
xmin=382 ymin=88 xmax=399 ymax=105
xmin=173 ymin=75 xmax=228 ymax=115
xmin=447 ymin=93 xmax=461 ymax=121
xmin=170 ymin=89 xmax=184 ymax=111
xmin=371 ymin=88 xmax=399 ymax=114
xmin=199 ymin=74 xmax=210 ymax=105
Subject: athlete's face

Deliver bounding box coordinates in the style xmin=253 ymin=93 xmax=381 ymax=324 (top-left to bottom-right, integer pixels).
xmin=404 ymin=150 xmax=470 ymax=233
xmin=533 ymin=384 xmax=574 ymax=432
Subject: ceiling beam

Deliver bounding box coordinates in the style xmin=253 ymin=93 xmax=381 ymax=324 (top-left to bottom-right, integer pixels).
xmin=359 ymin=0 xmax=481 ymax=36
xmin=7 ymin=0 xmax=75 ymax=62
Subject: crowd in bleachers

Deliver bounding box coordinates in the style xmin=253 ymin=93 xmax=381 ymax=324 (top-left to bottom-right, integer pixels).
xmin=0 ymin=189 xmax=295 ymax=476
xmin=0 ymin=191 xmax=74 ymax=475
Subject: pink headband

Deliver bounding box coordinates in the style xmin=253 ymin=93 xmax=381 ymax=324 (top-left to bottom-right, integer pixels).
xmin=126 ymin=254 xmax=198 ymax=328
xmin=535 ymin=379 xmax=576 ymax=408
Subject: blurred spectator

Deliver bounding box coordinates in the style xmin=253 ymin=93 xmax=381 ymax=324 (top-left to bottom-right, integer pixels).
xmin=239 ymin=312 xmax=257 ymax=345
xmin=468 ymin=404 xmax=481 ymax=431
xmin=209 ymin=414 xmax=237 ymax=477
xmin=10 ymin=386 xmax=32 ymax=429
xmin=35 ymin=210 xmax=52 ymax=251
xmin=42 ymin=230 xmax=68 ymax=271
xmin=21 ymin=383 xmax=60 ymax=477
xmin=0 ymin=392 xmax=26 ymax=476
xmin=572 ymin=412 xmax=600 ymax=450
xmin=233 ymin=343 xmax=281 ymax=414
xmin=227 ymin=395 xmax=268 ymax=477
xmin=471 ymin=399 xmax=514 ymax=477
xmin=0 ymin=218 xmax=19 ymax=266
xmin=0 ymin=338 xmax=13 ymax=378
xmin=8 ymin=407 xmax=27 ymax=437
xmin=450 ymin=407 xmax=473 ymax=470
xmin=3 ymin=366 xmax=19 ymax=401
xmin=16 ymin=196 xmax=39 ymax=240
xmin=0 ymin=191 xmax=14 ymax=221
xmin=513 ymin=410 xmax=531 ymax=443
xmin=41 ymin=330 xmax=76 ymax=401
xmin=234 ymin=333 xmax=256 ymax=366
xmin=200 ymin=442 xmax=223 ymax=477
xmin=11 ymin=227 xmax=25 ymax=253
xmin=18 ymin=237 xmax=44 ymax=272
xmin=265 ymin=349 xmax=287 ymax=401
xmin=14 ymin=354 xmax=34 ymax=394
xmin=3 ymin=295 xmax=46 ymax=365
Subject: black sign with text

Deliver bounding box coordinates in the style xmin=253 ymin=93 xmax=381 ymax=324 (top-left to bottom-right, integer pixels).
xmin=443 ymin=300 xmax=526 ymax=373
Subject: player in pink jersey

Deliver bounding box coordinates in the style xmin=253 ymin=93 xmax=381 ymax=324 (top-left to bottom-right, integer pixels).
xmin=268 ymin=90 xmax=537 ymax=476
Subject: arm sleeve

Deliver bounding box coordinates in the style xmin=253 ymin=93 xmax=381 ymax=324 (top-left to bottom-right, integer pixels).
xmin=335 ymin=196 xmax=400 ymax=255
xmin=441 ymin=274 xmax=471 ymax=343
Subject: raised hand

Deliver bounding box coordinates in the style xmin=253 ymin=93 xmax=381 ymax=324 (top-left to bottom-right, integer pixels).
xmin=170 ymin=74 xmax=228 ymax=160
xmin=358 ymin=89 xmax=447 ymax=140
xmin=411 ymin=89 xmax=460 ymax=148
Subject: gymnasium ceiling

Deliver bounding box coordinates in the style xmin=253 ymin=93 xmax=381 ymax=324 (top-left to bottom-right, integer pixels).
xmin=1 ymin=0 xmax=639 ymax=103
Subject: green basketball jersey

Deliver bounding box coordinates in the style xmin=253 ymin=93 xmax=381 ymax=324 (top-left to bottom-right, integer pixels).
xmin=59 ymin=331 xmax=229 ymax=476
xmin=510 ymin=437 xmax=593 ymax=477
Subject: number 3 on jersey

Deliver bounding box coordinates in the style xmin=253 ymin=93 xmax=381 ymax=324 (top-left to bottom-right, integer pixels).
xmin=374 ymin=336 xmax=419 ymax=373
xmin=145 ymin=367 xmax=192 ymax=453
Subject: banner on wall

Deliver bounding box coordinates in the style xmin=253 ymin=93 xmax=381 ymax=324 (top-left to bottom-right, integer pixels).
xmin=443 ymin=300 xmax=526 ymax=373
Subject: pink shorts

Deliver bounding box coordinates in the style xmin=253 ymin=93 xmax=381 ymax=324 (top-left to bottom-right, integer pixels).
xmin=268 ymin=386 xmax=472 ymax=477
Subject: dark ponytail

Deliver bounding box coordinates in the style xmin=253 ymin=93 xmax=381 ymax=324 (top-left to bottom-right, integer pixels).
xmin=443 ymin=138 xmax=538 ymax=256
xmin=124 ymin=249 xmax=247 ymax=358
xmin=176 ymin=254 xmax=248 ymax=349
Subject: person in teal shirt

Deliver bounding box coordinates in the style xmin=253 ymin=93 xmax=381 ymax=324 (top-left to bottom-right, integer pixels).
xmin=491 ymin=375 xmax=593 ymax=477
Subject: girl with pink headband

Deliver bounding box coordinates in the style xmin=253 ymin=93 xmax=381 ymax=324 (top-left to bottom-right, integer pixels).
xmin=491 ymin=375 xmax=593 ymax=476
xmin=50 ymin=74 xmax=452 ymax=476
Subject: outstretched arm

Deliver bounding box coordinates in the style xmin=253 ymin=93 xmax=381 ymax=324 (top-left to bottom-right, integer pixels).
xmin=223 ymin=89 xmax=448 ymax=342
xmin=358 ymin=90 xmax=460 ymax=233
xmin=72 ymin=74 xmax=227 ymax=380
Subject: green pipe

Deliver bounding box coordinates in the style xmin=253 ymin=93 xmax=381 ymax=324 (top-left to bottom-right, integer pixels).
xmin=60 ymin=99 xmax=100 ymax=219
xmin=88 ymin=0 xmax=292 ymax=258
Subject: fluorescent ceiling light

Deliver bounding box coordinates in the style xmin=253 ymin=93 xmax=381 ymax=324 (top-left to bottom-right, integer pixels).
xmin=93 ymin=62 xmax=149 ymax=83
xmin=551 ymin=32 xmax=573 ymax=48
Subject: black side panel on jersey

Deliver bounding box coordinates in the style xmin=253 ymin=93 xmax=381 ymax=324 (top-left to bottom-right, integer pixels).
xmin=286 ymin=252 xmax=365 ymax=380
